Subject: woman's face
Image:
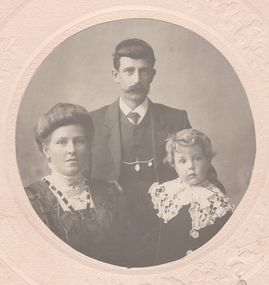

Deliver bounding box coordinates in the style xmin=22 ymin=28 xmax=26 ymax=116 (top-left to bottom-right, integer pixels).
xmin=43 ymin=124 xmax=89 ymax=176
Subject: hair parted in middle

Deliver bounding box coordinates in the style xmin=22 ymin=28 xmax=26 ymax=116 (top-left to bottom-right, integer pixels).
xmin=34 ymin=102 xmax=95 ymax=154
xmin=113 ymin=38 xmax=156 ymax=70
xmin=164 ymin=128 xmax=217 ymax=167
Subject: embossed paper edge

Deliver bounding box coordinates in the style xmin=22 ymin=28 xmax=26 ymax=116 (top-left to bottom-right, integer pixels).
xmin=0 ymin=1 xmax=269 ymax=284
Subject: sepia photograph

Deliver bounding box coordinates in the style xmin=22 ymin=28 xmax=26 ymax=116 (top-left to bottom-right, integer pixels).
xmin=15 ymin=19 xmax=255 ymax=268
xmin=2 ymin=1 xmax=269 ymax=284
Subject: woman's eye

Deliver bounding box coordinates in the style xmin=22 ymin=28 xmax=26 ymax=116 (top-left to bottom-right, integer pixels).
xmin=57 ymin=140 xmax=67 ymax=145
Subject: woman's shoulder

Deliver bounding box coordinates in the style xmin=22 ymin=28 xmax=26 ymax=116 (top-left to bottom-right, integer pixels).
xmin=89 ymin=178 xmax=125 ymax=210
xmin=24 ymin=180 xmax=57 ymax=221
xmin=25 ymin=180 xmax=51 ymax=199
xmin=89 ymin=178 xmax=122 ymax=195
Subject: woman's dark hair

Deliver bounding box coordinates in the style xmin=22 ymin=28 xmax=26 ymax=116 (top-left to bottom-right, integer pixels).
xmin=34 ymin=103 xmax=94 ymax=153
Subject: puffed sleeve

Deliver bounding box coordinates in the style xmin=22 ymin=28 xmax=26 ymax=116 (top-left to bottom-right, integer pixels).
xmin=24 ymin=182 xmax=55 ymax=229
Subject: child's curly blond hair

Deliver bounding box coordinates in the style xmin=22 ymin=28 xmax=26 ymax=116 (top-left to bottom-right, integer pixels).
xmin=164 ymin=128 xmax=217 ymax=167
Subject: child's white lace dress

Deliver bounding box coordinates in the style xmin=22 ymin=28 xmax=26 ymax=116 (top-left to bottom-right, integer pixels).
xmin=149 ymin=178 xmax=235 ymax=238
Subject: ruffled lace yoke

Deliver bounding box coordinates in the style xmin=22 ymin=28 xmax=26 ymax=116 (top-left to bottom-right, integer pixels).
xmin=43 ymin=170 xmax=92 ymax=212
xmin=149 ymin=179 xmax=235 ymax=237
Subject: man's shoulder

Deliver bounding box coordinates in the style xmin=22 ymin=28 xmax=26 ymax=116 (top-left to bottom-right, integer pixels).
xmin=89 ymin=100 xmax=188 ymax=123
xmin=152 ymin=102 xmax=188 ymax=117
xmin=89 ymin=105 xmax=109 ymax=116
xmin=89 ymin=104 xmax=111 ymax=125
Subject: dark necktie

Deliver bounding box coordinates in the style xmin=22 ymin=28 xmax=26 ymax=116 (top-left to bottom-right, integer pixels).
xmin=127 ymin=112 xmax=140 ymax=126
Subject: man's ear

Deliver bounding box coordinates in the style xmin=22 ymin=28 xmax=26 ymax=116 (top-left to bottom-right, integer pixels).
xmin=150 ymin=69 xmax=156 ymax=83
xmin=112 ymin=69 xmax=120 ymax=83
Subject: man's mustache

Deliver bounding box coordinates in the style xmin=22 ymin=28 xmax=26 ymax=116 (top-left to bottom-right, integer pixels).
xmin=126 ymin=84 xmax=146 ymax=93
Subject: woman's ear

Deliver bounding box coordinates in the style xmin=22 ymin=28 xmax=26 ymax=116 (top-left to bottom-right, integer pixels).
xmin=207 ymin=159 xmax=211 ymax=170
xmin=43 ymin=146 xmax=50 ymax=159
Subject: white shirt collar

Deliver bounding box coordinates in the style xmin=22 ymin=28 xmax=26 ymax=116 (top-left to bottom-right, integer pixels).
xmin=119 ymin=97 xmax=149 ymax=124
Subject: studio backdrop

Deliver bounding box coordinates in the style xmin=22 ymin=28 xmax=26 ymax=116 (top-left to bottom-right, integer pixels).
xmin=16 ymin=19 xmax=255 ymax=207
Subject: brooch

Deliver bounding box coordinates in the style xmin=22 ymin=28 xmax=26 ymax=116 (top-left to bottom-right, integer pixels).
xmin=190 ymin=229 xmax=199 ymax=238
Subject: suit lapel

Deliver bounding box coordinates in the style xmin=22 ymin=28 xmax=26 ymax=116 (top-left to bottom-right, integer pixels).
xmin=149 ymin=100 xmax=168 ymax=175
xmin=103 ymin=99 xmax=168 ymax=179
xmin=104 ymin=100 xmax=122 ymax=178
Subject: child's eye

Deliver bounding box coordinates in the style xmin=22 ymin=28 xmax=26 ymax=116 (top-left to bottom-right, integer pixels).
xmin=195 ymin=157 xmax=202 ymax=161
xmin=179 ymin=159 xmax=186 ymax=164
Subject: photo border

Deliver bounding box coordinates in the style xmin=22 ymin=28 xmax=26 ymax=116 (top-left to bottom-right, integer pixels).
xmin=1 ymin=1 xmax=269 ymax=284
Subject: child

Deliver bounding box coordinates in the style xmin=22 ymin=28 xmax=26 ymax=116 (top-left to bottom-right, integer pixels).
xmin=149 ymin=129 xmax=235 ymax=264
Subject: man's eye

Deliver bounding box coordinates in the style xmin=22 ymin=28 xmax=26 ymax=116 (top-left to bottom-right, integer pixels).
xmin=141 ymin=69 xmax=149 ymax=75
xmin=76 ymin=139 xmax=85 ymax=145
xmin=125 ymin=69 xmax=133 ymax=75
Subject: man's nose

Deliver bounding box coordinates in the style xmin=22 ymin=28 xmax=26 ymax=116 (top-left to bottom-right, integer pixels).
xmin=132 ymin=70 xmax=141 ymax=84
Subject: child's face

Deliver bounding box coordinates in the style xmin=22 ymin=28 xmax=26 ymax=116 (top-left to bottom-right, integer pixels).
xmin=173 ymin=144 xmax=210 ymax=185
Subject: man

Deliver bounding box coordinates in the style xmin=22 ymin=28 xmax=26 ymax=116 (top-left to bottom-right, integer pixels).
xmin=89 ymin=38 xmax=224 ymax=267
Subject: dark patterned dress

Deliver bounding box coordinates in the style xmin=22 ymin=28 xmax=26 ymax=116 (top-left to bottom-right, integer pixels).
xmin=25 ymin=178 xmax=125 ymax=265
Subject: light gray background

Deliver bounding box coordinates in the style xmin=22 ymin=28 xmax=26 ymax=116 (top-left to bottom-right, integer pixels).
xmin=16 ymin=19 xmax=255 ymax=206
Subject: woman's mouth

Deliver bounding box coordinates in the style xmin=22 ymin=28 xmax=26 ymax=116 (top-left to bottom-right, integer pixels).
xmin=66 ymin=158 xmax=78 ymax=162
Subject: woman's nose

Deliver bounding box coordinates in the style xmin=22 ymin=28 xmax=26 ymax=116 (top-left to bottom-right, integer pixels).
xmin=67 ymin=141 xmax=76 ymax=153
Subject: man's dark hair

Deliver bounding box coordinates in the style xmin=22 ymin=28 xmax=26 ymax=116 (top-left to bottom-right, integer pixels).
xmin=113 ymin=38 xmax=156 ymax=70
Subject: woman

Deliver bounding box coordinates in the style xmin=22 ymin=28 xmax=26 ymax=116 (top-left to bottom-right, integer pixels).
xmin=25 ymin=103 xmax=124 ymax=264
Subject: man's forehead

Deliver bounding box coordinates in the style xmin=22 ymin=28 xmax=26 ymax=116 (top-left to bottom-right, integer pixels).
xmin=119 ymin=57 xmax=153 ymax=68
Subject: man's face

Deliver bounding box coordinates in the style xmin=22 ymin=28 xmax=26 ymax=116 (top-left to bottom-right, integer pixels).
xmin=112 ymin=57 xmax=156 ymax=108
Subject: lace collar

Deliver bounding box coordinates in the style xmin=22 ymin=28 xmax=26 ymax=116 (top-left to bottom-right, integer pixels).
xmin=149 ymin=178 xmax=235 ymax=238
xmin=42 ymin=171 xmax=92 ymax=212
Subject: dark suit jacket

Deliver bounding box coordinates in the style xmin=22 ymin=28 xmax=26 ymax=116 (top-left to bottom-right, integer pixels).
xmin=89 ymin=98 xmax=225 ymax=266
xmin=89 ymin=99 xmax=223 ymax=190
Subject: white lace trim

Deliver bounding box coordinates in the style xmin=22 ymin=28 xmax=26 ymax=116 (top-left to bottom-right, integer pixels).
xmin=149 ymin=179 xmax=235 ymax=231
xmin=43 ymin=174 xmax=92 ymax=211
